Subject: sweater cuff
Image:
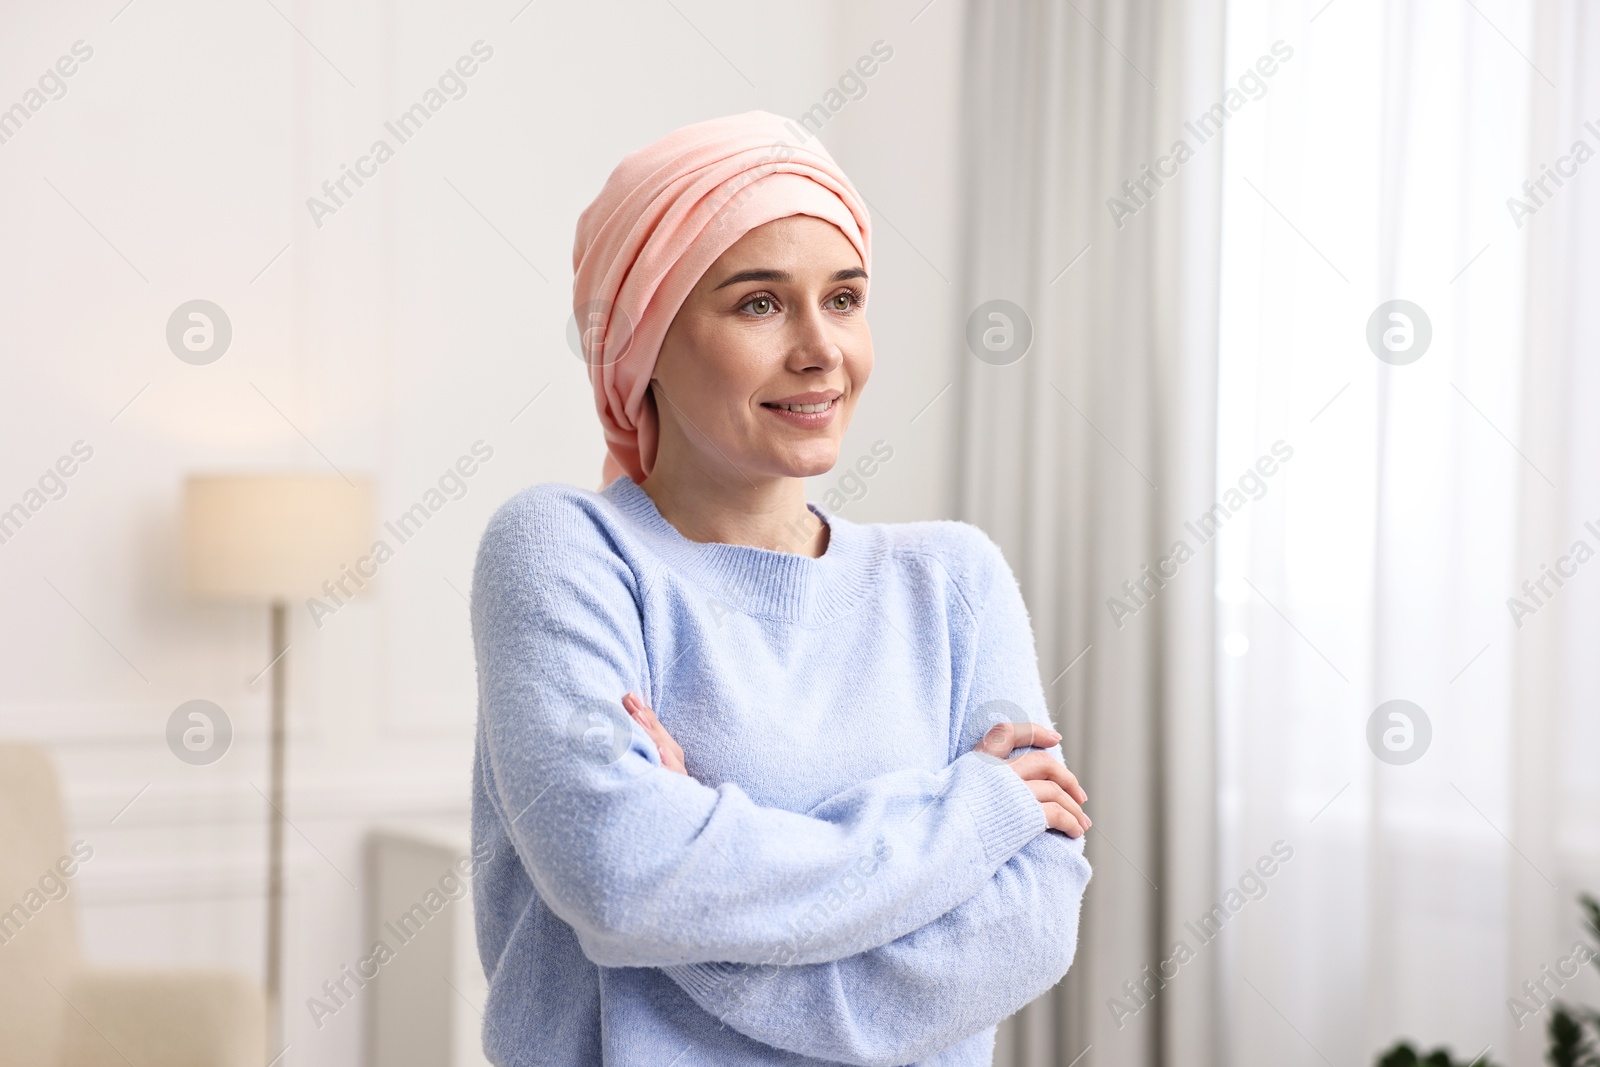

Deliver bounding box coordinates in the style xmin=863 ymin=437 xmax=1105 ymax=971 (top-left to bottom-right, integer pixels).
xmin=665 ymin=960 xmax=751 ymax=1004
xmin=952 ymin=751 xmax=1047 ymax=867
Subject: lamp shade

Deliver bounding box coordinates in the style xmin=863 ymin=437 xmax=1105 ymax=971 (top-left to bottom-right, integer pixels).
xmin=183 ymin=474 xmax=375 ymax=601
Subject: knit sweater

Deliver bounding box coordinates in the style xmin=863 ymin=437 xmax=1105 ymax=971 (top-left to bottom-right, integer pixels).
xmin=469 ymin=476 xmax=1092 ymax=1066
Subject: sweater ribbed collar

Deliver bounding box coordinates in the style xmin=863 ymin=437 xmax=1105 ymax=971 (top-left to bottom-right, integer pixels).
xmin=602 ymin=475 xmax=882 ymax=625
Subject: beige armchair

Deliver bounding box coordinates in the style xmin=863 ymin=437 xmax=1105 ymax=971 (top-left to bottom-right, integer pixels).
xmin=0 ymin=743 xmax=266 ymax=1067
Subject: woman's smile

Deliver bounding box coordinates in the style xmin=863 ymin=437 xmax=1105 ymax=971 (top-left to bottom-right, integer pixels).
xmin=759 ymin=390 xmax=844 ymax=429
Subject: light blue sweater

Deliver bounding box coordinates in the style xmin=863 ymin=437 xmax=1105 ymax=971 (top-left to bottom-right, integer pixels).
xmin=469 ymin=476 xmax=1091 ymax=1066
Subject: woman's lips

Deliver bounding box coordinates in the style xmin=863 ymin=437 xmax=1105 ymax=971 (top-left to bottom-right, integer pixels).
xmin=760 ymin=395 xmax=840 ymax=429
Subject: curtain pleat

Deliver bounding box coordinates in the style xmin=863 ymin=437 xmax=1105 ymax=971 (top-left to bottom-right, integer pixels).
xmin=1511 ymin=2 xmax=1600 ymax=1063
xmin=955 ymin=3 xmax=1226 ymax=1065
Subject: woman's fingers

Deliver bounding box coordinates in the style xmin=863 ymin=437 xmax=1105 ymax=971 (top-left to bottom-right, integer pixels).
xmin=628 ymin=693 xmax=685 ymax=772
xmin=1041 ymin=801 xmax=1087 ymax=837
xmin=973 ymin=721 xmax=1062 ymax=760
xmin=1026 ymin=779 xmax=1090 ymax=837
xmin=978 ymin=725 xmax=1092 ymax=834
xmin=622 ymin=692 xmax=687 ymax=775
xmin=974 ymin=723 xmax=1089 ymax=805
xmin=625 ymin=693 xmax=685 ymax=774
xmin=1005 ymin=750 xmax=1088 ymax=805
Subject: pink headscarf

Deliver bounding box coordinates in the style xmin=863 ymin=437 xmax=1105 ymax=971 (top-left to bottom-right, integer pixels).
xmin=572 ymin=110 xmax=872 ymax=486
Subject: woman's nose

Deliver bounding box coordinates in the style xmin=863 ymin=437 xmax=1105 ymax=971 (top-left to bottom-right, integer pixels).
xmin=787 ymin=307 xmax=845 ymax=373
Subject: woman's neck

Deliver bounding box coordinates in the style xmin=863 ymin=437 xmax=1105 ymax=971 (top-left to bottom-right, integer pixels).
xmin=638 ymin=461 xmax=828 ymax=558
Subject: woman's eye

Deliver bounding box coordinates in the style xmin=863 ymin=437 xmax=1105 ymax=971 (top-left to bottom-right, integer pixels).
xmin=829 ymin=289 xmax=863 ymax=312
xmin=742 ymin=296 xmax=775 ymax=315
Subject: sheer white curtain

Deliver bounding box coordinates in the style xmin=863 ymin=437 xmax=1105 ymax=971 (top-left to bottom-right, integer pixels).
xmin=959 ymin=0 xmax=1600 ymax=1065
xmin=1215 ymin=2 xmax=1600 ymax=1066
xmin=1511 ymin=1 xmax=1600 ymax=1063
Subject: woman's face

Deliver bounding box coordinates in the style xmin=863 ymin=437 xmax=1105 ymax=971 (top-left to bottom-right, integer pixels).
xmin=649 ymin=214 xmax=872 ymax=483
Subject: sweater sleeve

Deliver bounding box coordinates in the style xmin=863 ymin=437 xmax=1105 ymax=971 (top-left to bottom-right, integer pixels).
xmin=666 ymin=835 xmax=1090 ymax=1067
xmin=660 ymin=525 xmax=1094 ymax=1065
xmin=472 ymin=489 xmax=1047 ymax=970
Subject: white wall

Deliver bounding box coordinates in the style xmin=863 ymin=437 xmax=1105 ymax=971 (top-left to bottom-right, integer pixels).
xmin=0 ymin=1 xmax=966 ymax=1063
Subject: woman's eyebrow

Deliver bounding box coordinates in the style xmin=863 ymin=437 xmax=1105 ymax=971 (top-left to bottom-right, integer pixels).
xmin=712 ymin=267 xmax=868 ymax=291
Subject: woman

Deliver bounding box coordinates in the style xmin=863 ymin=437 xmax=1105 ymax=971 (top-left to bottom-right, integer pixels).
xmin=470 ymin=111 xmax=1092 ymax=1067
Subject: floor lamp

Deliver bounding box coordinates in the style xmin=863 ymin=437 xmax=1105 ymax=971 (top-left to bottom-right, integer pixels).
xmin=183 ymin=474 xmax=374 ymax=1049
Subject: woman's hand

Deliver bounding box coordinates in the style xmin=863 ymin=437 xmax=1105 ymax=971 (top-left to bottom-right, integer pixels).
xmin=623 ymin=692 xmax=686 ymax=775
xmin=974 ymin=721 xmax=1091 ymax=838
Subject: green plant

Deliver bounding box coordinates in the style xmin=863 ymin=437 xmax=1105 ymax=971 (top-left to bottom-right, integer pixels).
xmin=1545 ymin=894 xmax=1600 ymax=1067
xmin=1375 ymin=1041 xmax=1500 ymax=1067
xmin=1545 ymin=1004 xmax=1600 ymax=1067
xmin=1376 ymin=893 xmax=1600 ymax=1067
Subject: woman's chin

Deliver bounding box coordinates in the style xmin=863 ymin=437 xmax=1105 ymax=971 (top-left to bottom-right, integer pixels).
xmin=760 ymin=446 xmax=842 ymax=481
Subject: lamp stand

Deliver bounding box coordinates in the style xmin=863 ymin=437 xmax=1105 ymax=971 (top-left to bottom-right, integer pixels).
xmin=266 ymin=599 xmax=288 ymax=1051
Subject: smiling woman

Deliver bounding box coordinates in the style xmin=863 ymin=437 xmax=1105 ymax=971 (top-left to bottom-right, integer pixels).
xmin=468 ymin=111 xmax=1093 ymax=1067
xmin=641 ymin=215 xmax=871 ymax=558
